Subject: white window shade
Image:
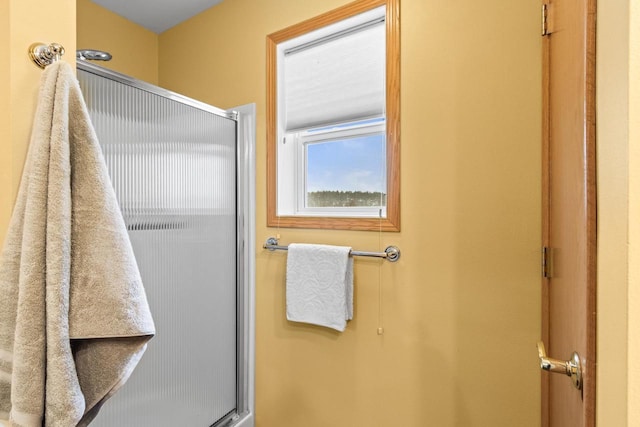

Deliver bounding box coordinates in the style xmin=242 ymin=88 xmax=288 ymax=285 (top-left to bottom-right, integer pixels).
xmin=283 ymin=21 xmax=385 ymax=131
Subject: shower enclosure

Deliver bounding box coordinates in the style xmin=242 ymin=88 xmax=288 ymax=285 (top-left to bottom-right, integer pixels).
xmin=76 ymin=62 xmax=255 ymax=427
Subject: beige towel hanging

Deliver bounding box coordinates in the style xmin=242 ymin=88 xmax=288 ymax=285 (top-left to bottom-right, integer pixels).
xmin=0 ymin=61 xmax=155 ymax=426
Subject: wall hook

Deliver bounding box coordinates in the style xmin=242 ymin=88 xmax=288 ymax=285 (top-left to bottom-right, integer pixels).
xmin=29 ymin=42 xmax=65 ymax=69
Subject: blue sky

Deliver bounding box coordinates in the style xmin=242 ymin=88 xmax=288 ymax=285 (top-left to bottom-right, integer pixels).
xmin=306 ymin=134 xmax=386 ymax=193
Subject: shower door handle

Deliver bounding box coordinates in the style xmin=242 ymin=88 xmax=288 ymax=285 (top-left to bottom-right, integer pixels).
xmin=536 ymin=341 xmax=582 ymax=390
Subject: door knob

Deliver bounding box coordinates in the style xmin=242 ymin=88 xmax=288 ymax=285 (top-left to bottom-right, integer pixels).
xmin=536 ymin=341 xmax=582 ymax=390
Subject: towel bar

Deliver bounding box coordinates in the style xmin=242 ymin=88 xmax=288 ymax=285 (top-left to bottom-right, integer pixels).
xmin=263 ymin=237 xmax=401 ymax=262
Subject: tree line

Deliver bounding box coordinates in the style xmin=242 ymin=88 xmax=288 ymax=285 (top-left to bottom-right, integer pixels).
xmin=307 ymin=191 xmax=386 ymax=207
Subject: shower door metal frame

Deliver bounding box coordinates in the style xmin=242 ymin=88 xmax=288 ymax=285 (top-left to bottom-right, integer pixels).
xmin=76 ymin=61 xmax=256 ymax=427
xmin=230 ymin=102 xmax=256 ymax=427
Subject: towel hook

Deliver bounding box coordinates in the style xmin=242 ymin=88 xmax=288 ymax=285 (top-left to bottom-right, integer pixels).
xmin=29 ymin=42 xmax=65 ymax=69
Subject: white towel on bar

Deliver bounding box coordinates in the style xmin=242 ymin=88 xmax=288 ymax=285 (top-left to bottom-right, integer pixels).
xmin=0 ymin=61 xmax=155 ymax=427
xmin=286 ymin=244 xmax=353 ymax=332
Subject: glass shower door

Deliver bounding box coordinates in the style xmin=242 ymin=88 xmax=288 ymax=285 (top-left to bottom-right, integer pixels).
xmin=78 ymin=66 xmax=238 ymax=427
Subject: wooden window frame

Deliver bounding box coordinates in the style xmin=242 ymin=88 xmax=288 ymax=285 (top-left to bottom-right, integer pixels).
xmin=266 ymin=0 xmax=400 ymax=231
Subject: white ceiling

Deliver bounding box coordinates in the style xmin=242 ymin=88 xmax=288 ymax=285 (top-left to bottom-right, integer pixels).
xmin=91 ymin=0 xmax=225 ymax=34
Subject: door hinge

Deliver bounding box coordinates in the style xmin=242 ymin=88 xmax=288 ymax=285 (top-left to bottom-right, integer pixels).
xmin=541 ymin=3 xmax=554 ymax=36
xmin=542 ymin=246 xmax=553 ymax=279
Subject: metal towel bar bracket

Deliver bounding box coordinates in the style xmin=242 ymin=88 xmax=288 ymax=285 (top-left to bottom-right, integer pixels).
xmin=263 ymin=237 xmax=401 ymax=262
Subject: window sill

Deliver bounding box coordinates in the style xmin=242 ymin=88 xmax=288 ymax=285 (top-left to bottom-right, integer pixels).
xmin=267 ymin=214 xmax=400 ymax=232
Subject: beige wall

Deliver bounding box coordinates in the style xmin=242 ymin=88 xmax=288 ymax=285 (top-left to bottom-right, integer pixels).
xmin=76 ymin=0 xmax=158 ymax=84
xmin=0 ymin=0 xmax=11 ymax=244
xmin=0 ymin=0 xmax=76 ymax=244
xmin=596 ymin=0 xmax=629 ymax=424
xmin=160 ymin=1 xmax=542 ymax=425
xmin=627 ymin=0 xmax=640 ymax=422
xmin=596 ymin=0 xmax=640 ymax=425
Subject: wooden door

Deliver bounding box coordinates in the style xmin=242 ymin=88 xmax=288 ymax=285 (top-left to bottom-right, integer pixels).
xmin=541 ymin=0 xmax=596 ymax=426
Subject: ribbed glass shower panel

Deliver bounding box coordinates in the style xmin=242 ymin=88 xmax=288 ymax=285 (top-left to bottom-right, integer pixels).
xmin=78 ymin=68 xmax=237 ymax=427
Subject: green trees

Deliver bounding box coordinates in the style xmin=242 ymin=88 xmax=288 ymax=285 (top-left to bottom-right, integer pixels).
xmin=307 ymin=191 xmax=386 ymax=207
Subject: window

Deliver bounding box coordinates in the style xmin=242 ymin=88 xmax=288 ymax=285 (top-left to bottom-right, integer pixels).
xmin=293 ymin=119 xmax=386 ymax=216
xmin=267 ymin=0 xmax=400 ymax=231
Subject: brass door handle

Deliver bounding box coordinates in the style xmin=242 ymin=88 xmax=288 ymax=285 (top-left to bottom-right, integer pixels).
xmin=536 ymin=341 xmax=582 ymax=390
